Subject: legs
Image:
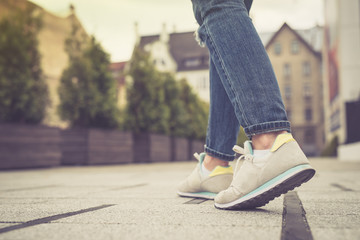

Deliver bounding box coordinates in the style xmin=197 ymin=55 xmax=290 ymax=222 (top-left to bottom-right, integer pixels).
xmin=177 ymin=0 xmax=315 ymax=206
xmin=194 ymin=0 xmax=289 ymax=160
xmin=205 ymin=59 xmax=240 ymax=162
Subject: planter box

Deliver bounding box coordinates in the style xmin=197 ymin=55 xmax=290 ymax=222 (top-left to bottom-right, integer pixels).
xmin=133 ymin=133 xmax=171 ymax=163
xmin=132 ymin=132 xmax=150 ymax=163
xmin=61 ymin=128 xmax=88 ymax=165
xmin=88 ymin=130 xmax=132 ymax=165
xmin=61 ymin=128 xmax=133 ymax=165
xmin=150 ymin=134 xmax=171 ymax=162
xmin=0 ymin=124 xmax=61 ymax=169
xmin=171 ymin=137 xmax=189 ymax=161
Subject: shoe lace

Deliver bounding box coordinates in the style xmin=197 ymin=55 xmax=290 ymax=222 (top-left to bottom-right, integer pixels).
xmin=232 ymin=145 xmax=254 ymax=177
xmin=193 ymin=152 xmax=201 ymax=162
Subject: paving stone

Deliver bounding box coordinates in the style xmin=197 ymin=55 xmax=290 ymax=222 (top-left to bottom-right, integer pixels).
xmin=0 ymin=159 xmax=359 ymax=240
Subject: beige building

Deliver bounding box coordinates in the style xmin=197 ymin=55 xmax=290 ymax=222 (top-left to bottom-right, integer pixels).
xmin=264 ymin=23 xmax=324 ymax=156
xmin=0 ymin=0 xmax=88 ymax=127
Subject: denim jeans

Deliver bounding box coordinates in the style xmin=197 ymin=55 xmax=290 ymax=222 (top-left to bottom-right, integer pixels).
xmin=191 ymin=0 xmax=290 ymax=161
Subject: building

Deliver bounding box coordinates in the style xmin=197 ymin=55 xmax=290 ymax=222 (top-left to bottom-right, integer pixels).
xmin=264 ymin=23 xmax=324 ymax=156
xmin=136 ymin=23 xmax=324 ymax=155
xmin=323 ymin=0 xmax=360 ymax=160
xmin=0 ymin=0 xmax=88 ymax=127
xmin=109 ymin=61 xmax=127 ymax=109
xmin=137 ymin=24 xmax=210 ymax=102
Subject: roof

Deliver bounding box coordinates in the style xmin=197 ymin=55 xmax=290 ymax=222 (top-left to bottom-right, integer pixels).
xmin=109 ymin=61 xmax=127 ymax=71
xmin=296 ymin=25 xmax=323 ymax=52
xmin=260 ymin=23 xmax=323 ymax=57
xmin=169 ymin=32 xmax=209 ymax=71
xmin=138 ymin=23 xmax=323 ymax=72
xmin=139 ymin=31 xmax=209 ymax=72
xmin=139 ymin=35 xmax=160 ymax=49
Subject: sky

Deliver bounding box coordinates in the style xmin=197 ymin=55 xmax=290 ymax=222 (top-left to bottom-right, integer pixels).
xmin=29 ymin=0 xmax=324 ymax=62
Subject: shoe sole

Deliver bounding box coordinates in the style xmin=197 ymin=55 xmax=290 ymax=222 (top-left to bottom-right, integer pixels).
xmin=214 ymin=164 xmax=315 ymax=210
xmin=177 ymin=191 xmax=217 ymax=200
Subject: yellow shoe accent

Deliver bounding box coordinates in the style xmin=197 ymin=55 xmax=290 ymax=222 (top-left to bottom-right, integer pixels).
xmin=270 ymin=133 xmax=295 ymax=152
xmin=209 ymin=166 xmax=233 ymax=177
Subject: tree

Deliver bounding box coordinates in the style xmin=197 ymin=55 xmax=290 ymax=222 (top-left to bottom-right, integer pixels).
xmin=58 ymin=36 xmax=120 ymax=128
xmin=179 ymin=79 xmax=209 ymax=140
xmin=125 ymin=48 xmax=170 ymax=134
xmin=162 ymin=73 xmax=187 ymax=137
xmin=0 ymin=5 xmax=49 ymax=124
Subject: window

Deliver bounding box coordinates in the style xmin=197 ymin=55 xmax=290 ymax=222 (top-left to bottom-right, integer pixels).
xmin=291 ymin=40 xmax=300 ymax=54
xmin=305 ymin=129 xmax=315 ymax=143
xmin=201 ymin=56 xmax=209 ymax=67
xmin=184 ymin=58 xmax=201 ymax=67
xmin=274 ymin=42 xmax=282 ymax=55
xmin=303 ymin=82 xmax=312 ymax=98
xmin=305 ymin=108 xmax=312 ymax=122
xmin=283 ymin=63 xmax=291 ymax=79
xmin=302 ymin=61 xmax=311 ymax=77
xmin=284 ymin=85 xmax=291 ymax=100
xmin=197 ymin=76 xmax=208 ymax=90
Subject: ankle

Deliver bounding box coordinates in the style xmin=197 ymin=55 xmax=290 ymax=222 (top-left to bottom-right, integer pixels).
xmin=252 ymin=131 xmax=287 ymax=150
xmin=203 ymin=154 xmax=229 ymax=171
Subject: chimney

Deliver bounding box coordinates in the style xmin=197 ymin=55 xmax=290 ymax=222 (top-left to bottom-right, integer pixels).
xmin=69 ymin=4 xmax=75 ymax=15
xmin=160 ymin=23 xmax=169 ymax=43
xmin=134 ymin=22 xmax=140 ymax=45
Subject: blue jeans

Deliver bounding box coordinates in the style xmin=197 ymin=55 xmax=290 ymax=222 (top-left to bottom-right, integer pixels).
xmin=192 ymin=0 xmax=290 ymax=161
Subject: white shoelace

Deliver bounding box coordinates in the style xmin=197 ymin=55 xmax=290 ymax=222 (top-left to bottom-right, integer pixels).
xmin=232 ymin=145 xmax=254 ymax=177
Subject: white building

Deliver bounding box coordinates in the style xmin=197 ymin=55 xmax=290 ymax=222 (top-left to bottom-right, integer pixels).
xmin=323 ymin=0 xmax=360 ymax=161
xmin=137 ymin=25 xmax=210 ymax=102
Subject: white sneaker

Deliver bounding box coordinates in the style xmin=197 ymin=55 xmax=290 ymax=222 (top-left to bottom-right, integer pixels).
xmin=215 ymin=133 xmax=315 ymax=209
xmin=177 ymin=153 xmax=233 ymax=200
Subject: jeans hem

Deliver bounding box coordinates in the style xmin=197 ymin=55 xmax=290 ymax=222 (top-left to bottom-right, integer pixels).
xmin=244 ymin=121 xmax=291 ymax=139
xmin=205 ymin=145 xmax=236 ymax=162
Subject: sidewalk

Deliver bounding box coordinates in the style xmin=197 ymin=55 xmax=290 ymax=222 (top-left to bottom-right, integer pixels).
xmin=0 ymin=158 xmax=359 ymax=240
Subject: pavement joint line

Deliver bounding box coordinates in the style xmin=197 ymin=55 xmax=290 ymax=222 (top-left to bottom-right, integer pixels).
xmin=0 ymin=185 xmax=60 ymax=193
xmin=64 ymin=183 xmax=149 ymax=197
xmin=0 ymin=204 xmax=115 ymax=234
xmin=331 ymin=183 xmax=353 ymax=192
xmin=108 ymin=183 xmax=148 ymax=191
xmin=281 ymin=191 xmax=313 ymax=240
xmin=184 ymin=198 xmax=208 ymax=204
xmin=0 ymin=221 xmax=24 ymax=224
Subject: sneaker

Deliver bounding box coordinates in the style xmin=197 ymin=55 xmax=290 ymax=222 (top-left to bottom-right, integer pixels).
xmin=214 ymin=133 xmax=315 ymax=210
xmin=177 ymin=152 xmax=233 ymax=200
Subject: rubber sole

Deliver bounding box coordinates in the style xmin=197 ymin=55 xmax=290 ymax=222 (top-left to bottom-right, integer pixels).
xmin=177 ymin=191 xmax=217 ymax=200
xmin=214 ymin=164 xmax=315 ymax=210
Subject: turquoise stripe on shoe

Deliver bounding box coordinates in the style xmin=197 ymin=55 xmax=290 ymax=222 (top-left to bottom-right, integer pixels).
xmin=195 ymin=192 xmax=217 ymax=197
xmin=240 ymin=164 xmax=311 ymax=200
